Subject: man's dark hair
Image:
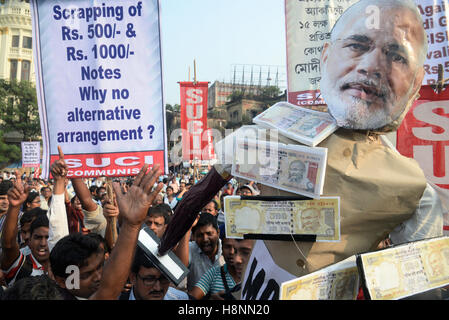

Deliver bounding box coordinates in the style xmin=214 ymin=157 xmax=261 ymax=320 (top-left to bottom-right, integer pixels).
xmin=40 ymin=186 xmax=51 ymax=193
xmin=0 ymin=180 xmax=12 ymax=196
xmin=147 ymin=204 xmax=172 ymax=224
xmin=29 ymin=214 xmax=50 ymax=236
xmin=208 ymin=199 xmax=218 ymax=211
xmin=24 ymin=191 xmax=40 ymax=209
xmin=89 ymin=185 xmax=98 ymax=193
xmin=192 ymin=212 xmax=218 ymax=234
xmin=20 ymin=207 xmax=47 ymax=228
xmin=86 ymin=232 xmax=111 ymax=254
xmin=70 ymin=195 xmax=78 ymax=205
xmin=1 ymin=275 xmax=64 ymax=300
xmin=131 ymin=247 xmax=156 ymax=274
xmin=166 ymin=186 xmax=173 ymax=192
xmin=50 ymin=233 xmax=103 ymax=279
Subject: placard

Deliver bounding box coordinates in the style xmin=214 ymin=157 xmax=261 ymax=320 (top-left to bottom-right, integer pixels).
xmin=21 ymin=141 xmax=41 ymax=168
xmin=31 ymin=0 xmax=167 ymax=178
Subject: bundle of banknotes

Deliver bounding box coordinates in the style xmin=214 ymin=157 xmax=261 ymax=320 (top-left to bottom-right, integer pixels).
xmin=224 ymin=196 xmax=340 ymax=241
xmin=253 ymin=101 xmax=338 ymax=147
xmin=232 ymin=138 xmax=327 ymax=199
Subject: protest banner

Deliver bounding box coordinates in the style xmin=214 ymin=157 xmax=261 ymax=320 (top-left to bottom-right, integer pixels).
xmin=179 ymin=81 xmax=215 ymax=161
xmin=397 ymin=85 xmax=449 ymax=189
xmin=416 ymin=0 xmax=449 ymax=85
xmin=397 ymin=85 xmax=449 ymax=234
xmin=241 ymin=240 xmax=295 ymax=300
xmin=284 ymin=0 xmax=358 ymax=107
xmin=30 ymin=0 xmax=167 ymax=178
xmin=21 ymin=141 xmax=41 ymax=168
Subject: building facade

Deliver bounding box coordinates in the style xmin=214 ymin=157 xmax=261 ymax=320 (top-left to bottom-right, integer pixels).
xmin=226 ymin=98 xmax=266 ymax=125
xmin=208 ymin=81 xmax=263 ymax=110
xmin=0 ymin=0 xmax=34 ymax=83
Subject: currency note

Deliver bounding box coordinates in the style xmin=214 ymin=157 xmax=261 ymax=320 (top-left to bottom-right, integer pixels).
xmin=224 ymin=196 xmax=340 ymax=241
xmin=359 ymin=236 xmax=449 ymax=300
xmin=280 ymin=256 xmax=359 ymax=300
xmin=253 ymin=101 xmax=338 ymax=147
xmin=232 ymin=138 xmax=327 ymax=198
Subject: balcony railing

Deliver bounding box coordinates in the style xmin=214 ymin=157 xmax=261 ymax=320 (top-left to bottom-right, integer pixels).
xmin=9 ymin=47 xmax=32 ymax=56
xmin=0 ymin=6 xmax=31 ymax=16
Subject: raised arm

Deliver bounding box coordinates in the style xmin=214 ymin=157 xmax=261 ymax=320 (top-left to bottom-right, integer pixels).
xmin=1 ymin=172 xmax=29 ymax=270
xmin=71 ymin=170 xmax=105 ymax=235
xmin=47 ymin=146 xmax=69 ymax=251
xmin=173 ymin=213 xmax=199 ymax=267
xmin=102 ymin=197 xmax=119 ymax=251
xmin=71 ymin=178 xmax=97 ymax=212
xmin=89 ymin=164 xmax=163 ymax=300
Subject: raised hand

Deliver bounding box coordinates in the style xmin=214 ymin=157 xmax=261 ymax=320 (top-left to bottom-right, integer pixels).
xmin=7 ymin=170 xmax=30 ymax=208
xmin=50 ymin=146 xmax=68 ymax=180
xmin=112 ymin=164 xmax=163 ymax=229
xmin=103 ymin=197 xmax=119 ymax=220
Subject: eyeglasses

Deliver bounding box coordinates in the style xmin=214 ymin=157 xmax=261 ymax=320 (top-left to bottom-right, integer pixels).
xmin=137 ymin=274 xmax=170 ymax=286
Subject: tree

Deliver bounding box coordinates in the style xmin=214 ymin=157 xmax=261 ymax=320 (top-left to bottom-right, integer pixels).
xmin=259 ymin=86 xmax=282 ymax=99
xmin=0 ymin=132 xmax=21 ymax=169
xmin=0 ymin=80 xmax=41 ymax=141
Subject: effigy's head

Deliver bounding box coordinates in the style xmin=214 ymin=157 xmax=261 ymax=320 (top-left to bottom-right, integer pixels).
xmin=320 ymin=0 xmax=427 ymax=132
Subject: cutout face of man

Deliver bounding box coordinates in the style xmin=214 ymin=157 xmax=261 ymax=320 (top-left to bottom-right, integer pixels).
xmin=320 ymin=1 xmax=426 ymax=130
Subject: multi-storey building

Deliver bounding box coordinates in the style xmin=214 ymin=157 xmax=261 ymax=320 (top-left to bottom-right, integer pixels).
xmin=0 ymin=0 xmax=34 ymax=83
xmin=208 ymin=81 xmax=262 ymax=110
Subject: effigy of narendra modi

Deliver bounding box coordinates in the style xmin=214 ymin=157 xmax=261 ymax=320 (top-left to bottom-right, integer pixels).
xmin=157 ymin=0 xmax=446 ymax=299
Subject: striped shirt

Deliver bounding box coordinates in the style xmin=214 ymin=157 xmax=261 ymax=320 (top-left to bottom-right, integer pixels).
xmin=3 ymin=252 xmax=45 ymax=287
xmin=187 ymin=240 xmax=224 ymax=291
xmin=194 ymin=264 xmax=236 ymax=296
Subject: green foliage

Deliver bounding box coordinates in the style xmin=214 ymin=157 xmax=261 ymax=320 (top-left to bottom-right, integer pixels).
xmin=228 ymin=90 xmax=244 ymax=103
xmin=0 ymin=79 xmax=41 ymax=140
xmin=0 ymin=132 xmax=21 ymax=169
xmin=259 ymin=86 xmax=282 ymax=99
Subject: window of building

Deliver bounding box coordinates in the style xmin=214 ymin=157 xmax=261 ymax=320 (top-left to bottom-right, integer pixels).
xmin=10 ymin=60 xmax=18 ymax=80
xmin=23 ymin=36 xmax=32 ymax=49
xmin=21 ymin=60 xmax=30 ymax=81
xmin=11 ymin=35 xmax=20 ymax=47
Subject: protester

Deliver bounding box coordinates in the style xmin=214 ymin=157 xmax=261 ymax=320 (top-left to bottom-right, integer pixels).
xmin=145 ymin=203 xmax=171 ymax=239
xmin=50 ymin=163 xmax=164 ymax=300
xmin=64 ymin=191 xmax=88 ymax=235
xmin=0 ymin=181 xmax=11 ymax=256
xmin=201 ymin=199 xmax=224 ymax=226
xmin=163 ymin=186 xmax=178 ymax=210
xmin=23 ymin=191 xmax=42 ymax=212
xmin=119 ymin=247 xmax=188 ymax=300
xmin=174 ymin=212 xmax=224 ymax=292
xmin=39 ymin=186 xmax=52 ymax=210
xmin=1 ymin=156 xmax=69 ymax=287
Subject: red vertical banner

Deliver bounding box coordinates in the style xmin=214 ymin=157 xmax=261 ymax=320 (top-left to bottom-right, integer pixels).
xmin=179 ymin=82 xmax=215 ymax=161
xmin=397 ymin=85 xmax=449 ymax=189
xmin=33 ymin=165 xmax=41 ymax=179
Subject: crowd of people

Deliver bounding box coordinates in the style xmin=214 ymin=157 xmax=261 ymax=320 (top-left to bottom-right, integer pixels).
xmin=0 ymin=157 xmax=260 ymax=300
